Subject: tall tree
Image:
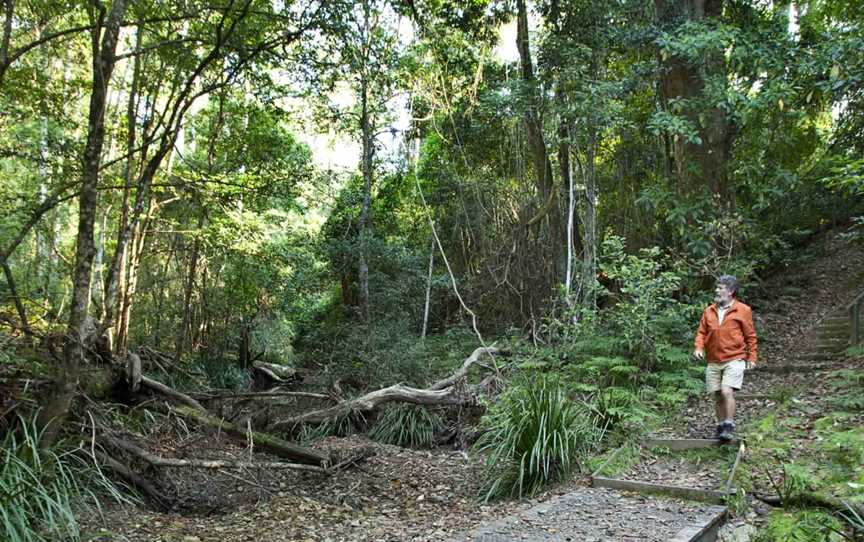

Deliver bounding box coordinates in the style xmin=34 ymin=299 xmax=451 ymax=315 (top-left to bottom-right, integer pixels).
xmin=655 ymin=0 xmax=734 ymax=206
xmin=37 ymin=0 xmax=128 ymax=446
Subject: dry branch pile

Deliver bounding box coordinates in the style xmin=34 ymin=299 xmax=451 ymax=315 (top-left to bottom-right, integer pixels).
xmin=85 ymin=345 xmax=502 ymax=510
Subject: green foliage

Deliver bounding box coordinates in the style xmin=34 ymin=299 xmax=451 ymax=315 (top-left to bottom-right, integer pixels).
xmin=592 ymin=387 xmax=654 ymax=433
xmin=821 ymin=430 xmax=864 ymax=470
xmin=475 ymin=375 xmax=602 ymax=501
xmin=769 ymin=385 xmax=797 ymax=404
xmin=369 ymin=404 xmax=443 ymax=449
xmin=780 ymin=463 xmax=816 ymax=503
xmin=598 ymin=235 xmax=694 ymax=368
xmin=194 ymin=358 xmax=250 ymax=391
xmin=756 ymin=509 xmax=846 ymax=542
xmin=0 ymin=416 xmax=129 ymax=542
xmin=846 ymin=346 xmax=864 ymax=359
xmin=726 ymin=487 xmax=749 ymax=516
xmin=837 ymin=501 xmax=864 ymax=540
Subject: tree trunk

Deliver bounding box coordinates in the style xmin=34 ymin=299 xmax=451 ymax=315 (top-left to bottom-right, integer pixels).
xmin=116 ymin=202 xmax=152 ymax=355
xmin=576 ymin=119 xmax=598 ymax=310
xmin=0 ymin=1 xmax=13 ymax=82
xmin=421 ymin=235 xmax=434 ymax=339
xmin=175 ymin=215 xmax=204 ymax=363
xmin=357 ymin=66 xmax=373 ymax=322
xmin=93 ymin=207 xmax=109 ymax=318
xmin=172 ymin=405 xmax=330 ymax=466
xmin=655 ymin=0 xmax=733 ymax=207
xmin=516 ymin=0 xmax=554 ymax=202
xmin=563 ymin=126 xmax=577 ymax=299
xmin=38 ymin=0 xmax=128 ymax=447
xmin=2 ymin=260 xmax=33 ymax=341
xmin=103 ymin=24 xmax=141 ymax=338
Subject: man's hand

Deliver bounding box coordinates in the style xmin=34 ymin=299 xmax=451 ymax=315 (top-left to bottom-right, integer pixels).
xmin=745 ymin=361 xmax=755 ymax=370
xmin=693 ymin=349 xmax=705 ymax=360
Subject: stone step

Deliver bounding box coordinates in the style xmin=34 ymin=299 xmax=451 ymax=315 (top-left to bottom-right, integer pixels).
xmin=454 ymin=487 xmax=729 ymax=542
xmin=811 ymin=349 xmax=848 ymax=356
xmin=816 ymin=335 xmax=849 ymax=344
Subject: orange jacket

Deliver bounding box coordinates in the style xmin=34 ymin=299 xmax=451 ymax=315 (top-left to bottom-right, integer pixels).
xmin=694 ymin=301 xmax=758 ymax=364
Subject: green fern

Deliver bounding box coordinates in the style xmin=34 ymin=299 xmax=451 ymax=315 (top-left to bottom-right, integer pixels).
xmin=593 ymin=386 xmax=654 ymax=431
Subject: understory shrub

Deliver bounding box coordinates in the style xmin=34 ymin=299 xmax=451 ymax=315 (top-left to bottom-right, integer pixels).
xmin=370 ymin=404 xmax=443 ymax=448
xmin=0 ymin=415 xmax=129 ymax=542
xmin=755 ymin=509 xmax=845 ymax=542
xmin=195 ymin=357 xmax=251 ymax=391
xmin=475 ymin=374 xmax=602 ymax=501
xmin=598 ymin=235 xmax=695 ymax=368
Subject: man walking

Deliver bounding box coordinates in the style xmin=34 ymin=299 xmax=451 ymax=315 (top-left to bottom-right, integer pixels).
xmin=693 ymin=275 xmax=758 ymax=441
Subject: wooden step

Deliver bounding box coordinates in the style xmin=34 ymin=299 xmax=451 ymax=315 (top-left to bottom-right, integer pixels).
xmin=796 ymin=353 xmax=844 ymax=362
xmin=815 ymin=341 xmax=849 ymax=354
xmin=822 ymin=317 xmax=850 ymax=325
xmin=818 ymin=329 xmax=850 ymax=339
xmin=754 ymin=363 xmax=837 ymax=373
xmin=820 ymin=324 xmax=850 ymax=333
xmin=814 ymin=338 xmax=850 ymax=347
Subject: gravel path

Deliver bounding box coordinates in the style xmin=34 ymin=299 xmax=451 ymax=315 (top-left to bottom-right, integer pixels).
xmin=451 ymin=487 xmax=725 ymax=541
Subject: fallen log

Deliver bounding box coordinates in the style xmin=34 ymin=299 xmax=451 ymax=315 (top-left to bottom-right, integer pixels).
xmin=191 ymin=389 xmax=333 ymax=401
xmin=270 ymin=383 xmax=474 ymax=430
xmin=101 ymin=434 xmax=328 ymax=473
xmin=139 ymin=375 xmax=206 ymax=412
xmin=253 ymin=361 xmax=298 ymax=383
xmin=169 ymin=405 xmax=330 ymax=466
xmin=754 ymin=491 xmax=864 ymax=518
xmin=268 ymin=346 xmax=501 ymax=431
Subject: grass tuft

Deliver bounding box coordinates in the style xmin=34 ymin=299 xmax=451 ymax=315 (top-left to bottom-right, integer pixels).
xmin=475 ymin=374 xmax=602 ymax=501
xmin=369 ymin=404 xmax=443 ymax=448
xmin=0 ymin=415 xmax=130 ymax=542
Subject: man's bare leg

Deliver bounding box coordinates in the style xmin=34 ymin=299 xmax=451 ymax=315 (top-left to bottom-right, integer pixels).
xmin=720 ymin=386 xmax=736 ymax=422
xmin=714 ymin=391 xmax=724 ymax=423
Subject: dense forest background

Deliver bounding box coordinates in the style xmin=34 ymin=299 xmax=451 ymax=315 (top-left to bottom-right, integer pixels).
xmin=1 ymin=0 xmax=864 ymax=539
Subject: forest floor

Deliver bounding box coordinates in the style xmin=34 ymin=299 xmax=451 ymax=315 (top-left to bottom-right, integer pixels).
xmin=78 ymin=229 xmax=864 ymax=541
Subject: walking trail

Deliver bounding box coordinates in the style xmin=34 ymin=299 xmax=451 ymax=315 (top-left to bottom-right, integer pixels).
xmin=452 ymin=231 xmax=864 ymax=542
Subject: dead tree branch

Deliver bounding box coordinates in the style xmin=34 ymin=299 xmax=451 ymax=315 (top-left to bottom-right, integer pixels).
xmin=136 ymin=374 xmax=330 ymax=466
xmin=94 ymin=449 xmax=171 ymax=509
xmin=269 ymin=346 xmax=502 ymax=431
xmin=430 ymin=346 xmax=499 ymax=390
xmin=101 ymin=434 xmax=328 ymax=473
xmin=169 ymin=405 xmax=330 ymax=466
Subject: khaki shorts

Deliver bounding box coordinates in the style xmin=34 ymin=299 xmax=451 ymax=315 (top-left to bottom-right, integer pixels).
xmin=705 ymin=360 xmax=746 ymax=393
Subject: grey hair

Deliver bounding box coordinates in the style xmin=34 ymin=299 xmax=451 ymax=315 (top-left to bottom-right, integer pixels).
xmin=717 ymin=275 xmax=739 ymax=296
